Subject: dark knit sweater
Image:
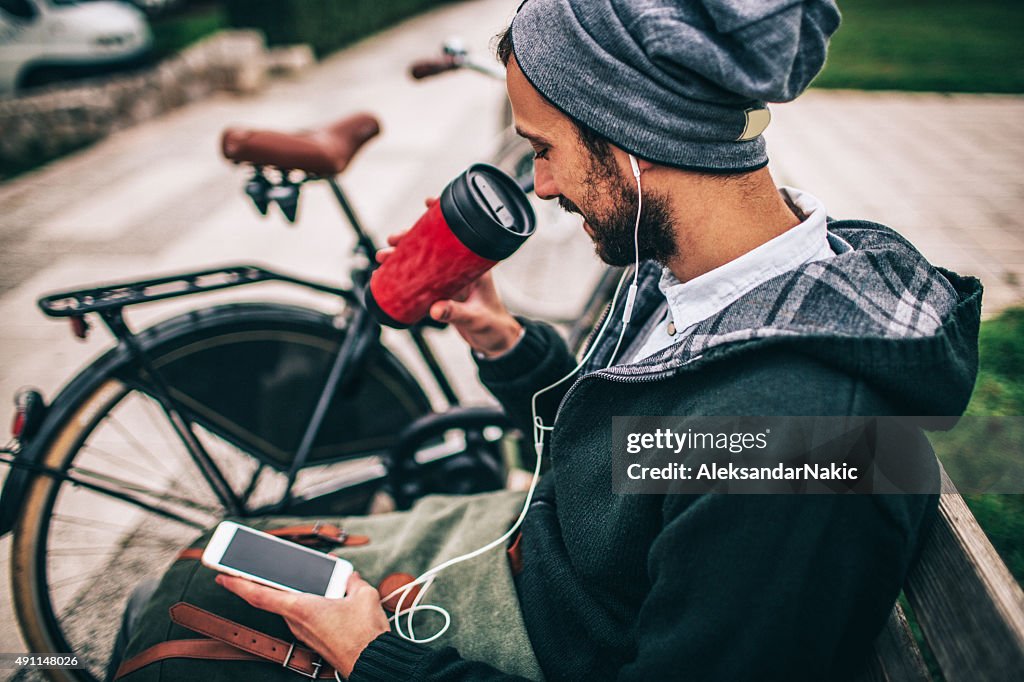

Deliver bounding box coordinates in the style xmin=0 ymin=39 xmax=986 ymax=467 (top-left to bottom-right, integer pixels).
xmin=350 ymin=221 xmax=982 ymax=681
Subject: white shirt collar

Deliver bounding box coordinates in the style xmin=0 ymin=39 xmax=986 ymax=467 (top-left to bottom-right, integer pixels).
xmin=658 ymin=186 xmax=838 ymax=337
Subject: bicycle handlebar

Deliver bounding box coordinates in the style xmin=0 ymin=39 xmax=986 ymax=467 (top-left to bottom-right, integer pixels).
xmin=410 ymin=56 xmax=461 ymax=80
xmin=411 ymin=41 xmax=506 ymax=82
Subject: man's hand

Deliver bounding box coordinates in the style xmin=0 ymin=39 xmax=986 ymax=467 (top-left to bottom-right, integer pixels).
xmin=217 ymin=571 xmax=390 ymax=680
xmin=376 ymin=198 xmax=524 ymax=357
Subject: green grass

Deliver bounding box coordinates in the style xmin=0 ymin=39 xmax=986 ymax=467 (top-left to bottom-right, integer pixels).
xmin=958 ymin=308 xmax=1024 ymax=582
xmin=814 ymin=0 xmax=1024 ymax=93
xmin=967 ymin=308 xmax=1024 ymax=416
xmin=933 ymin=307 xmax=1024 ymax=582
xmin=149 ymin=3 xmax=229 ymax=60
xmin=901 ymin=308 xmax=1024 ymax=680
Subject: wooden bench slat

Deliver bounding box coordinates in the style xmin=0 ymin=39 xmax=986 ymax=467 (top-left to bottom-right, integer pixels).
xmin=867 ymin=601 xmax=932 ymax=682
xmin=857 ymin=600 xmax=931 ymax=682
xmin=904 ymin=469 xmax=1024 ymax=680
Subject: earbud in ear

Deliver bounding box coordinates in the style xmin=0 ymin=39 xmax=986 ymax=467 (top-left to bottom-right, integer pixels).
xmin=629 ymin=153 xmax=641 ymax=179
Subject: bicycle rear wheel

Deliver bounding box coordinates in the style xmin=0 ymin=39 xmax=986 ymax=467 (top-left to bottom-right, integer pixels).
xmin=11 ymin=302 xmax=432 ymax=682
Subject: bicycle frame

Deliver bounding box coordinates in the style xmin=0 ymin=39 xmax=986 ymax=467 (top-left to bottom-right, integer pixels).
xmin=3 ymin=34 xmax=619 ymax=529
xmin=3 ymin=175 xmax=463 ymax=521
xmin=3 ymin=113 xmax=615 ymax=550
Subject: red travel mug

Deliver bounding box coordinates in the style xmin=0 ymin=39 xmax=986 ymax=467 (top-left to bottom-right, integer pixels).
xmin=364 ymin=164 xmax=536 ymax=328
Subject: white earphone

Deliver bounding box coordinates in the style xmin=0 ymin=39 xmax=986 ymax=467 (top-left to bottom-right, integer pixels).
xmin=608 ymin=152 xmax=643 ymax=362
xmin=382 ymin=153 xmax=646 ymax=646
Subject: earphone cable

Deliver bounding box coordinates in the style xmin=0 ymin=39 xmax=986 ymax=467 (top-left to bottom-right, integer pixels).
xmin=381 ymin=154 xmax=644 ymax=645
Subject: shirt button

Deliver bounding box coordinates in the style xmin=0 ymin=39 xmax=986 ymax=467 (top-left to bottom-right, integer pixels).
xmin=667 ymin=321 xmax=676 ymax=336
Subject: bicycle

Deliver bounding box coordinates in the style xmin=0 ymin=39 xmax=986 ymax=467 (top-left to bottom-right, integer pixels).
xmin=0 ymin=42 xmax=618 ymax=682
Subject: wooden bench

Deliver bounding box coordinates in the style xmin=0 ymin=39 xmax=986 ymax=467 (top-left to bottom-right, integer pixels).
xmin=858 ymin=469 xmax=1024 ymax=681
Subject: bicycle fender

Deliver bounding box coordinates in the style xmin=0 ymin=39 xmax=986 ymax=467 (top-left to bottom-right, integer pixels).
xmin=2 ymin=303 xmax=318 ymax=536
xmin=0 ymin=344 xmax=130 ymax=536
xmin=1 ymin=445 xmax=47 ymax=537
xmin=1 ymin=301 xmax=429 ymax=534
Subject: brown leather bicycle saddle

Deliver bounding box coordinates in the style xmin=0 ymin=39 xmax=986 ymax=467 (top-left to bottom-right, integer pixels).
xmin=221 ymin=113 xmax=381 ymax=177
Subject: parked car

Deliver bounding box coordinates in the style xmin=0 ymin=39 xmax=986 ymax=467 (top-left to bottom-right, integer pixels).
xmin=0 ymin=0 xmax=152 ymax=94
xmin=125 ymin=0 xmax=184 ymax=18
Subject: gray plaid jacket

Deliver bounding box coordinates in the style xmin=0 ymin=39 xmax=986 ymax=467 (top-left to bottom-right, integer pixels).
xmin=580 ymin=219 xmax=982 ymax=415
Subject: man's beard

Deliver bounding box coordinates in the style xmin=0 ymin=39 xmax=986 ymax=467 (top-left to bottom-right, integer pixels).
xmin=559 ymin=157 xmax=677 ymax=267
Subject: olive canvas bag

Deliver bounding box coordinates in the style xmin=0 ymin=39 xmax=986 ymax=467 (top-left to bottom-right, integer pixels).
xmin=114 ymin=491 xmax=542 ymax=681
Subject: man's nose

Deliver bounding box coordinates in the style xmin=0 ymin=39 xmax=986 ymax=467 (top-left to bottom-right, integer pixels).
xmin=533 ymin=160 xmax=558 ymax=200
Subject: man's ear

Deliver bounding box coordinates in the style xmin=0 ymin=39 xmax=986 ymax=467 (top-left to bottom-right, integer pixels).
xmin=636 ymin=157 xmax=656 ymax=174
xmin=616 ymin=147 xmax=656 ymax=174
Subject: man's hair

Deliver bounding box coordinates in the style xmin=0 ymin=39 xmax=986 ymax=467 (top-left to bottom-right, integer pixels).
xmin=495 ymin=26 xmax=615 ymax=166
xmin=496 ymin=26 xmax=514 ymax=67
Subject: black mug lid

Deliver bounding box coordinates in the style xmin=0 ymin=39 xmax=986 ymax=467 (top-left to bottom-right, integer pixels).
xmin=440 ymin=163 xmax=536 ymax=261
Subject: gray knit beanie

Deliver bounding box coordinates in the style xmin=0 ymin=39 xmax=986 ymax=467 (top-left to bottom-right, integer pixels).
xmin=510 ymin=0 xmax=841 ymax=172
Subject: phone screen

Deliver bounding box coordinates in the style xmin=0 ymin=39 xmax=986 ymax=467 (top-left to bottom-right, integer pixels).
xmin=220 ymin=527 xmax=337 ymax=594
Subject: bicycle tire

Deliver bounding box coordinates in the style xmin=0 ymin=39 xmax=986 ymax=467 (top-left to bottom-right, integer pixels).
xmin=11 ymin=302 xmax=433 ymax=682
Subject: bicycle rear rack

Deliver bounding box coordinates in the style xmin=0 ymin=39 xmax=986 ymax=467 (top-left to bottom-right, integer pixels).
xmin=37 ymin=265 xmax=356 ymax=318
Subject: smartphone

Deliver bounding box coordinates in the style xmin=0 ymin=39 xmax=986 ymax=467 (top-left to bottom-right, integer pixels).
xmin=202 ymin=521 xmax=353 ymax=598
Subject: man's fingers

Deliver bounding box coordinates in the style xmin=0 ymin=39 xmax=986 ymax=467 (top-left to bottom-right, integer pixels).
xmin=216 ymin=575 xmax=299 ymax=616
xmin=379 ymin=199 xmax=437 ymax=260
xmin=347 ymin=571 xmax=367 ymax=589
xmin=344 ymin=571 xmax=375 ymax=599
xmin=430 ymin=300 xmax=486 ymax=329
xmin=429 ymin=300 xmax=454 ymax=323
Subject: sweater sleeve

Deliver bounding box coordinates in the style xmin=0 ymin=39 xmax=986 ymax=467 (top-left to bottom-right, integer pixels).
xmin=473 ymin=318 xmax=578 ymax=438
xmin=348 ymin=633 xmax=533 ymax=682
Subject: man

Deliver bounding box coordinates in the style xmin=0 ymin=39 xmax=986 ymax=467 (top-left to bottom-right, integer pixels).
xmin=210 ymin=0 xmax=982 ymax=679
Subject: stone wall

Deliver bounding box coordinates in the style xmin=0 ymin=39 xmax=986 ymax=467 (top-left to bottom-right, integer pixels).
xmin=0 ymin=31 xmax=312 ymax=178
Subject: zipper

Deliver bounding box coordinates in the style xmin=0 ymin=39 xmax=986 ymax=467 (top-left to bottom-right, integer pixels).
xmin=552 ymin=260 xmax=706 ymax=433
xmin=551 ymin=359 xmax=702 ymax=430
xmin=575 ymin=297 xmax=613 ymax=363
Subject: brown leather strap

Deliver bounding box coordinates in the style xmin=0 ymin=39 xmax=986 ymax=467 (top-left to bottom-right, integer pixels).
xmin=267 ymin=522 xmax=369 ymax=548
xmin=114 ymin=638 xmax=262 ymax=679
xmin=177 ymin=548 xmax=204 ymax=561
xmin=169 ymin=602 xmax=337 ymax=678
xmin=176 ymin=522 xmax=369 ymax=562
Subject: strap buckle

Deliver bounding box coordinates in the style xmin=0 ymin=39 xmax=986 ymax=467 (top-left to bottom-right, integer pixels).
xmin=312 ymin=521 xmax=348 ymax=546
xmin=282 ymin=642 xmax=323 ymax=678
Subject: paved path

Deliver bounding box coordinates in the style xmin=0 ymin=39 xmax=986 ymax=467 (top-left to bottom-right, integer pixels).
xmin=1 ymin=0 xmax=1022 ymax=672
xmin=766 ymin=89 xmax=1024 ymax=313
